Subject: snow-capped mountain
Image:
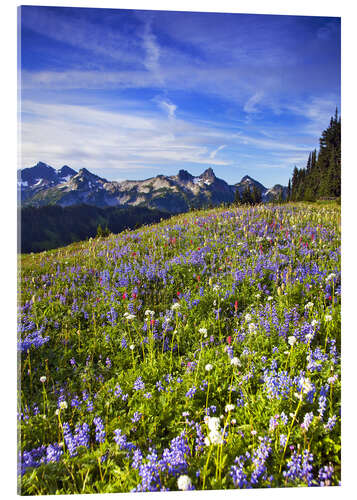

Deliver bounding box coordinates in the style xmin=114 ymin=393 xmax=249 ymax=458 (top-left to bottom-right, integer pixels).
xmin=18 ymin=162 xmax=287 ymax=211
xmin=18 ymin=162 xmax=77 ymax=202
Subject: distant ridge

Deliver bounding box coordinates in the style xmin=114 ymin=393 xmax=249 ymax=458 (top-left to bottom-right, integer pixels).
xmin=18 ymin=162 xmax=288 ymax=212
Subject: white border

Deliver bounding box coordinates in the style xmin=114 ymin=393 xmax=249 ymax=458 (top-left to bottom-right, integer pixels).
xmin=2 ymin=1 xmax=355 ymax=499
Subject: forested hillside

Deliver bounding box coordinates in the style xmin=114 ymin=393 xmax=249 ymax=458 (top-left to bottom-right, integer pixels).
xmin=289 ymin=110 xmax=341 ymax=201
xmin=20 ymin=204 xmax=170 ymax=253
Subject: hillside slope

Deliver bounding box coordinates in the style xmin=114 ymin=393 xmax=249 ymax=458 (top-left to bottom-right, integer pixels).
xmin=18 ymin=204 xmax=340 ymax=494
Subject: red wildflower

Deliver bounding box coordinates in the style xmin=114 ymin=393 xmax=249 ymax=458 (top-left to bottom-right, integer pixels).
xmin=227 ymin=336 xmax=232 ymax=345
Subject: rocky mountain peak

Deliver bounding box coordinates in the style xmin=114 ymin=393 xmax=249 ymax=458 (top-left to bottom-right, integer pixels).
xmin=200 ymin=167 xmax=216 ymax=180
xmin=240 ymin=175 xmax=254 ymax=183
xmin=177 ymin=169 xmax=194 ymax=182
xmin=57 ymin=165 xmax=77 ymax=177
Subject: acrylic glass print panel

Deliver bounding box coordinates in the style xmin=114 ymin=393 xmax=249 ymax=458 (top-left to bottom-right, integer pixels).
xmin=18 ymin=4 xmax=341 ymax=495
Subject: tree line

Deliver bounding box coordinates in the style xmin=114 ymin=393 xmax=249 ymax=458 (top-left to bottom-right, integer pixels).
xmin=234 ymin=184 xmax=262 ymax=205
xmin=289 ymin=108 xmax=341 ymax=202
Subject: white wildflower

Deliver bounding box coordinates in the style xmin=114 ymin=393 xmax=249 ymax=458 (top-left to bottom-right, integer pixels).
xmin=288 ymin=336 xmax=297 ymax=346
xmin=230 ymin=357 xmax=241 ymax=367
xmin=177 ymin=475 xmax=192 ymax=491
xmin=40 ymin=376 xmax=47 ymax=383
xmin=248 ymin=323 xmax=257 ymax=334
xmin=205 ymin=363 xmax=213 ymax=372
xmin=305 ymin=302 xmax=314 ymax=310
xmin=225 ymin=404 xmax=235 ymax=413
xmin=245 ymin=313 xmax=252 ymax=322
xmin=206 ymin=430 xmax=224 ymax=445
xmin=326 ymin=273 xmax=336 ymax=282
xmin=129 ymin=344 xmax=135 ymax=350
xmin=325 ymin=314 xmax=332 ymax=322
xmin=311 ymin=319 xmax=319 ymax=327
xmin=206 ymin=416 xmax=221 ymax=432
xmin=59 ymin=401 xmax=68 ymax=410
xmin=301 ymin=378 xmax=313 ymax=394
xmin=144 ymin=309 xmax=155 ymax=317
xmin=199 ymin=327 xmax=208 ymax=336
xmin=171 ymin=302 xmax=180 ymax=311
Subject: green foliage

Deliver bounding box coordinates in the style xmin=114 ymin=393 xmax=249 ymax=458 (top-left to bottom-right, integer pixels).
xmin=290 ymin=109 xmax=341 ymax=201
xmin=239 ymin=185 xmax=262 ymax=205
xmin=20 ymin=204 xmax=171 ymax=253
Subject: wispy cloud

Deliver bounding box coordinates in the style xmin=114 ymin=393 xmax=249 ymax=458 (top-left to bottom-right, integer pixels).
xmin=235 ymin=132 xmax=311 ymax=152
xmin=141 ymin=20 xmax=162 ymax=77
xmin=20 ymin=100 xmax=231 ymax=174
xmin=154 ymin=97 xmax=177 ymax=118
xmin=20 ymin=7 xmax=143 ymax=67
xmin=210 ymin=145 xmax=226 ymax=159
xmin=244 ymin=92 xmax=264 ymax=113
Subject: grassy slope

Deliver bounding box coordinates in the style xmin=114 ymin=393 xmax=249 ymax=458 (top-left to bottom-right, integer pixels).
xmin=18 ymin=203 xmax=341 ymax=494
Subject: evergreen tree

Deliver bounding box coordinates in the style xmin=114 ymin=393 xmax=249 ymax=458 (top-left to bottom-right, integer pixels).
xmin=251 ymin=185 xmax=262 ymax=204
xmin=96 ymin=224 xmax=103 ymax=237
xmin=234 ymin=188 xmax=242 ymax=205
xmin=288 ymin=110 xmax=341 ymax=201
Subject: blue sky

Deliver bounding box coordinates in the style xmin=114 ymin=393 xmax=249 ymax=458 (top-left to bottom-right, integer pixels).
xmin=19 ymin=6 xmax=340 ymax=186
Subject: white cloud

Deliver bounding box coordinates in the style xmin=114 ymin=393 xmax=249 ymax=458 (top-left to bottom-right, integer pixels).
xmin=286 ymin=97 xmax=338 ymax=137
xmin=20 ymin=100 xmax=231 ymax=173
xmin=243 ymin=91 xmax=264 ymax=113
xmin=235 ymin=132 xmax=310 ymax=152
xmin=210 ymin=144 xmax=226 ymax=159
xmin=156 ymin=98 xmax=177 ymax=118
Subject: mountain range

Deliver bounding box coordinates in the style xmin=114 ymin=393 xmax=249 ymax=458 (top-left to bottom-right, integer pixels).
xmin=18 ymin=162 xmax=288 ymax=213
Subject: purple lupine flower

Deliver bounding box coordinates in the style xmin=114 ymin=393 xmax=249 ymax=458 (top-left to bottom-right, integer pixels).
xmin=93 ymin=416 xmax=106 ymax=443
xmin=283 ymin=449 xmax=314 ymax=486
xmin=324 ymin=416 xmax=337 ymax=432
xmin=46 ymin=443 xmax=63 ymax=463
xmin=132 ymin=448 xmax=143 ymax=469
xmin=75 ymin=422 xmax=90 ymax=448
xmin=301 ymin=412 xmax=314 ymax=431
xmin=318 ymin=464 xmax=334 ymax=486
xmin=133 ymin=376 xmax=145 ymax=391
xmin=114 ymin=385 xmax=123 ymax=397
xmin=230 ymin=456 xmax=249 ymax=488
xmin=185 ymin=386 xmax=197 ymax=399
xmin=62 ymin=422 xmax=77 ymax=457
xmin=155 ymin=380 xmax=165 ymax=392
xmin=318 ymin=395 xmax=327 ymax=418
xmin=279 ymin=434 xmax=287 ymax=447
xmin=131 ymin=411 xmax=142 ymax=423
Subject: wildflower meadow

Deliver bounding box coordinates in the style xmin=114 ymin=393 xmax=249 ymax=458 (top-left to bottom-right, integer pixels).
xmin=18 ymin=203 xmax=341 ymax=494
